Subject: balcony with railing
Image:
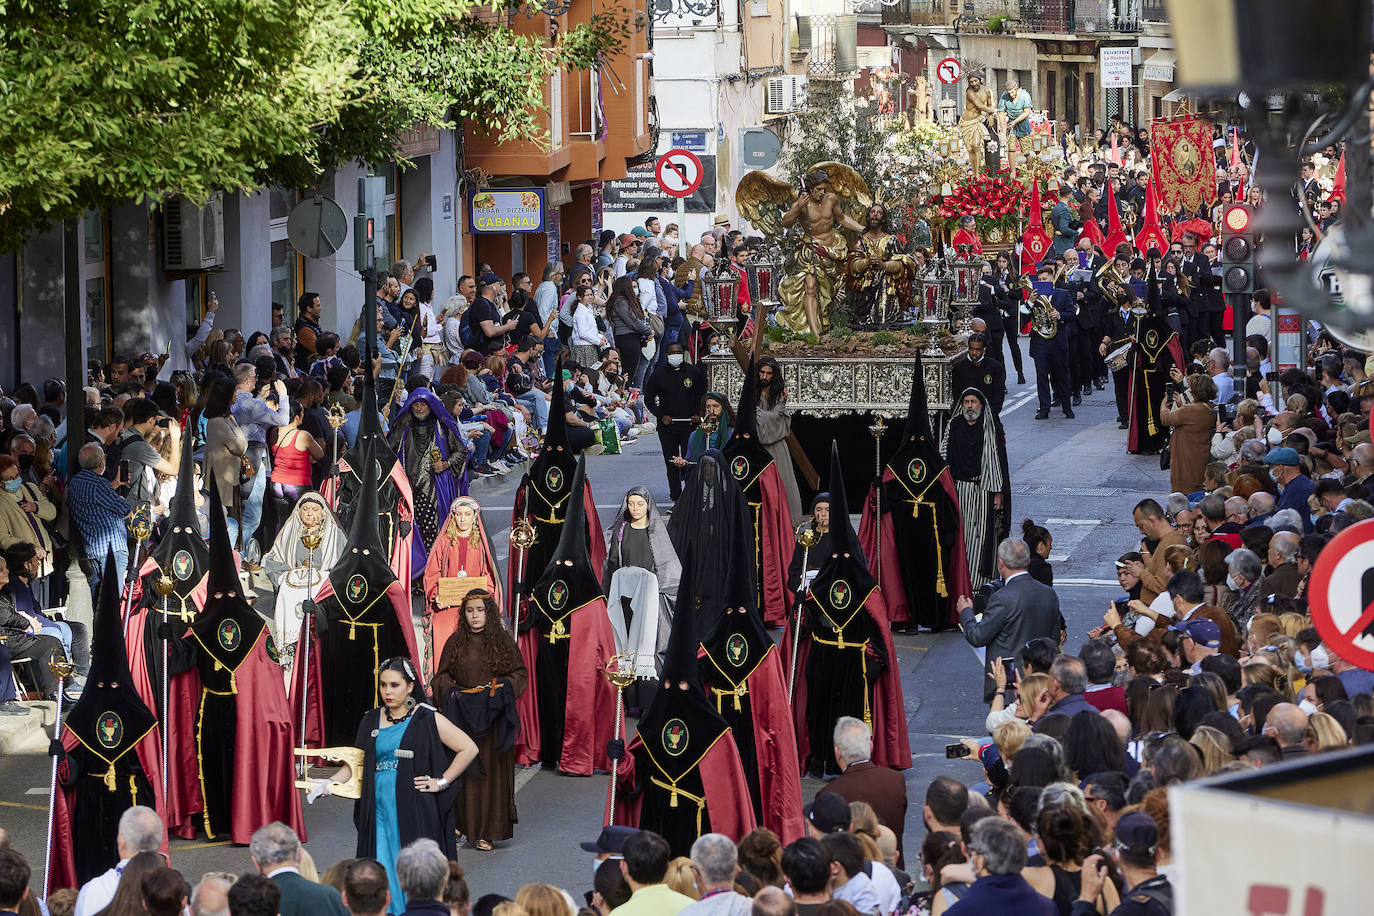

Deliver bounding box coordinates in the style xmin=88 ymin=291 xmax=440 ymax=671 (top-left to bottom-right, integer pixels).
xmin=1003 ymin=0 xmax=1141 ymax=34
xmin=881 ymin=0 xmax=951 ymax=27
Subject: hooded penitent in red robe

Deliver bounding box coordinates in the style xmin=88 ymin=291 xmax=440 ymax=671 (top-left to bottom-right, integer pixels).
xmin=293 ymin=456 xmax=421 ymax=749
xmin=186 ymin=485 xmax=303 ymax=843
xmin=723 ymin=358 xmax=793 ymax=628
xmin=858 ymin=353 xmax=972 ymax=630
xmin=697 ymin=593 xmax=805 ymax=843
xmin=48 ymin=554 xmax=166 ymax=892
xmin=514 ymin=456 xmax=622 ymax=775
xmin=782 ymin=444 xmax=911 ymax=776
xmin=506 ymin=371 xmax=607 ymax=621
xmin=608 ymin=567 xmax=757 ymax=855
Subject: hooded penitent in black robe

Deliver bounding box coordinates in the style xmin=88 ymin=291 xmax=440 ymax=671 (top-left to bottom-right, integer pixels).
xmin=507 ymin=364 xmax=607 ymax=618
xmin=47 ymin=554 xmax=163 ymax=890
xmin=514 ymin=456 xmax=620 ymax=775
xmin=1127 ymin=269 xmax=1187 ymax=455
xmin=293 ymin=457 xmax=421 ymax=747
xmin=330 ymin=372 xmax=412 ymax=579
xmin=610 ymin=571 xmax=756 ymax=857
xmin=859 ymin=353 xmax=971 ymax=630
xmin=781 ymin=444 xmax=911 ymax=778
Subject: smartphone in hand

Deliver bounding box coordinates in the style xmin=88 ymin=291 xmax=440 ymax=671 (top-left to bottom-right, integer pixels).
xmin=945 ymin=743 xmax=971 ymax=759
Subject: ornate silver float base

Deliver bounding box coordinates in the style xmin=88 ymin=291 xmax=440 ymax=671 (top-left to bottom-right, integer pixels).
xmin=704 ymin=349 xmax=962 ymax=419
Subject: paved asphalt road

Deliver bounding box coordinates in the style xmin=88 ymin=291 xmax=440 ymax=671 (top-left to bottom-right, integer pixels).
xmin=1 ymin=360 xmax=1172 ymax=900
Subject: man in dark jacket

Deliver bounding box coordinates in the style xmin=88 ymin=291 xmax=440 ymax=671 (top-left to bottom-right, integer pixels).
xmin=819 ymin=716 xmax=909 ymax=864
xmin=643 ymin=343 xmax=706 ymax=502
xmin=947 ymin=818 xmax=1054 ymax=916
xmin=251 ymin=822 xmax=347 ymax=916
xmin=958 ymin=538 xmax=1065 ymax=702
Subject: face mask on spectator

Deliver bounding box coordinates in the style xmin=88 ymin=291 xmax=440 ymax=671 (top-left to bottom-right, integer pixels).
xmin=2 ymin=479 xmax=20 ymax=493
xmin=1226 ymin=573 xmax=1241 ymax=590
xmin=1267 ymin=427 xmax=1283 ymax=445
xmin=1299 ymin=698 xmax=1319 ymax=716
xmin=667 ymin=354 xmax=684 ymax=367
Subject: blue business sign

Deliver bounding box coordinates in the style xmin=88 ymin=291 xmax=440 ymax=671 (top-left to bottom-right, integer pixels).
xmin=469 ymin=188 xmax=546 ymax=234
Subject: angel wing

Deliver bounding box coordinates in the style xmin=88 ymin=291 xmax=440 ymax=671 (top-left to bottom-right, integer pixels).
xmin=735 ymin=171 xmax=796 ymax=241
xmin=811 ymin=161 xmax=873 ymax=231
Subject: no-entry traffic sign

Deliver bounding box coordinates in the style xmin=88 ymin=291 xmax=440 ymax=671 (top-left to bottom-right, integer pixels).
xmin=656 ymin=148 xmax=704 ymax=198
xmin=937 ymin=57 xmax=963 ymax=85
xmin=1308 ymin=517 xmax=1374 ymax=670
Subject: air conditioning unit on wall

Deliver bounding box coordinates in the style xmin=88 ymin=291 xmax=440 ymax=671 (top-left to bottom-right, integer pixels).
xmin=766 ymin=75 xmax=808 ymax=114
xmin=163 ymin=192 xmax=225 ymax=271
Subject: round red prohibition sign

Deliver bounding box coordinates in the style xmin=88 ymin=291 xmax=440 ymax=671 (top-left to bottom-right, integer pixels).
xmin=655 ymin=149 xmax=703 ymax=198
xmin=1308 ymin=517 xmax=1374 ymax=670
xmin=937 ymin=57 xmax=963 ymax=85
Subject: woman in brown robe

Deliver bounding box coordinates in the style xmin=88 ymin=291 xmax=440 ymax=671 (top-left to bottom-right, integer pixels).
xmin=430 ymin=588 xmax=528 ymax=850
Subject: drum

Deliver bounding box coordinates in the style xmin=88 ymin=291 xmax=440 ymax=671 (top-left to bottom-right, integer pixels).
xmin=1105 ymin=343 xmax=1132 ymax=373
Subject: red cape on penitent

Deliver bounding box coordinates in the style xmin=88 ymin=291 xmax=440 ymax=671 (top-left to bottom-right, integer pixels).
xmin=126 ymin=608 xmax=203 ymax=838
xmin=191 ymin=624 xmax=304 ymax=844
xmin=514 ymin=596 xmax=622 ymax=775
xmin=608 ymin=730 xmax=758 ymax=840
xmin=46 ymin=724 xmax=166 ymax=893
xmin=289 ymin=574 xmax=421 ymax=748
xmin=781 ymin=587 xmax=911 ymax=771
xmin=322 ymin=459 xmax=415 ymax=594
xmin=699 ymin=644 xmax=805 ymax=843
xmin=857 ymin=468 xmax=971 ymax=628
xmin=758 ymin=466 xmax=795 ymax=628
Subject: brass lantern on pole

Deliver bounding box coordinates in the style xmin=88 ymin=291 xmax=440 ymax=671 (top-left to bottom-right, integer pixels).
xmin=700 ymin=263 xmax=742 ymax=338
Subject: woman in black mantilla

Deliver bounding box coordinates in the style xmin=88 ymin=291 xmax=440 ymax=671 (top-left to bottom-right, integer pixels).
xmin=430 ymin=589 xmax=527 ymax=851
xmin=322 ymin=658 xmax=476 ymax=914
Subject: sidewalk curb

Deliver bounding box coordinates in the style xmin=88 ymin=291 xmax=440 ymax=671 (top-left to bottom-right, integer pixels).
xmin=0 ymin=701 xmax=56 ymax=756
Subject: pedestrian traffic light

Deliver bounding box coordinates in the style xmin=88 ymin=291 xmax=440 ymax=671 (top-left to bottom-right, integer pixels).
xmin=1220 ymin=203 xmax=1257 ymax=295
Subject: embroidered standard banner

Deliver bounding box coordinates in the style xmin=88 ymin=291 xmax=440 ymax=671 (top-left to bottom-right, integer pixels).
xmin=1151 ymin=116 xmax=1218 ymax=217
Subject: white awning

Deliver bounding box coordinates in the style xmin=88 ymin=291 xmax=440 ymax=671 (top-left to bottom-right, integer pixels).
xmin=1143 ymin=49 xmax=1176 ymax=83
xmin=1161 ymin=88 xmax=1186 ymax=102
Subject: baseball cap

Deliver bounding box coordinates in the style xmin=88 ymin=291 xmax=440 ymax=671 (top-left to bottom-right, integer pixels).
xmin=1262 ymin=446 xmax=1301 ymax=467
xmin=804 ymin=792 xmax=851 ymax=833
xmin=1171 ymin=618 xmax=1222 ymax=649
xmin=579 ymin=824 xmax=638 ymax=854
xmin=1114 ymin=811 xmax=1159 ymax=857
xmin=478 ymin=272 xmax=502 ymax=289
xmin=630 ymin=226 xmax=650 ymax=237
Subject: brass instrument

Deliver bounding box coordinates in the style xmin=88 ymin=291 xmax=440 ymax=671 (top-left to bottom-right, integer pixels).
xmin=1019 ymin=277 xmax=1059 ymax=340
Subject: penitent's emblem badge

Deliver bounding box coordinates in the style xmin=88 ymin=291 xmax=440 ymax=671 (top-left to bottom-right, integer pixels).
xmin=347 ymin=574 xmax=367 ymax=603
xmin=906 ymin=458 xmax=927 ymax=484
xmin=546 ymin=467 xmax=564 ymax=492
xmin=218 ymin=619 xmax=241 ymax=651
xmin=829 ymin=580 xmax=852 ymax=610
xmin=265 ymin=637 xmax=280 ymax=665
xmin=726 ymin=634 xmax=748 ymax=666
xmin=663 ymin=718 xmax=689 ymax=756
xmin=730 ymin=456 xmax=748 ymax=480
xmin=97 ymin=711 xmax=123 ymax=749
xmin=1146 ymin=329 xmax=1160 ymax=349
xmin=172 ymin=550 xmax=193 ymax=581
xmin=549 ymin=580 xmax=568 ymax=611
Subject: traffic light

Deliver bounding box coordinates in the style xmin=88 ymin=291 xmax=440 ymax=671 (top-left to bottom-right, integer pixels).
xmin=1220 ymin=203 xmax=1257 ymax=295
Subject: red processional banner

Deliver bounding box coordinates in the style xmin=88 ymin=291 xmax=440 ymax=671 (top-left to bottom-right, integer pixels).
xmin=1150 ymin=115 xmax=1218 ymax=217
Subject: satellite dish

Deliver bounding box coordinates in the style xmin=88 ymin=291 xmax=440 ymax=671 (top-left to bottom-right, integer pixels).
xmin=286 ymin=195 xmax=348 ymax=259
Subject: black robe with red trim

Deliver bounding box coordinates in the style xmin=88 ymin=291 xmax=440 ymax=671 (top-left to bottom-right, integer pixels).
xmin=322 ymin=458 xmax=415 ymax=612
xmin=46 ymin=713 xmax=164 ymax=890
xmin=290 ymin=573 xmax=421 ymax=748
xmin=506 ymin=472 xmax=607 ymax=619
xmin=189 ymin=613 xmax=304 ymax=843
xmin=725 ymin=455 xmax=794 ymax=628
xmin=858 ymin=466 xmax=971 ymax=630
xmin=513 ymin=592 xmax=621 ymax=775
xmin=781 ymin=584 xmax=910 ymax=775
xmin=610 ymin=724 xmax=757 ymax=856
xmin=697 ymin=637 xmax=805 ymax=843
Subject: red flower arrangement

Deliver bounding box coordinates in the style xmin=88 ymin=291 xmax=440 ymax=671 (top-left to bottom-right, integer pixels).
xmin=929 ymin=175 xmax=1029 ymax=234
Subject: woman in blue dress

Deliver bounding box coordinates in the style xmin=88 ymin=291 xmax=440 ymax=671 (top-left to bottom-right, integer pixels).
xmin=324 ymin=658 xmax=477 ymax=913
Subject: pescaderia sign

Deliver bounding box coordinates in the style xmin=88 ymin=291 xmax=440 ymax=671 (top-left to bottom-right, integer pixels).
xmin=469 ymin=188 xmax=546 ymax=234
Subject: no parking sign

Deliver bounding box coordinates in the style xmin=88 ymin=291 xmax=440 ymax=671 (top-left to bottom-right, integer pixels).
xmin=1308 ymin=518 xmax=1374 ymax=670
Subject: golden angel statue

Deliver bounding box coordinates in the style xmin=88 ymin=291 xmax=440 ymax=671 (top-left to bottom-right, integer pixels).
xmin=735 ymin=163 xmax=870 ymax=336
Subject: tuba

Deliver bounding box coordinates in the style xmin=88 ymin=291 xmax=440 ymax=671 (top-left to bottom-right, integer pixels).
xmin=1019 ymin=277 xmax=1059 ymax=340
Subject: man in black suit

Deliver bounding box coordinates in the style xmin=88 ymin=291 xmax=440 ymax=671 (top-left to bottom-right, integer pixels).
xmin=1293 ymin=160 xmax=1319 ymax=209
xmin=1177 ymin=233 xmax=1213 ymax=350
xmin=957 ymin=538 xmax=1066 ymax=702
xmin=1029 ymin=263 xmax=1076 ymax=420
xmin=818 ymin=716 xmax=909 ymax=864
xmin=251 ymin=822 xmax=348 ymax=916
